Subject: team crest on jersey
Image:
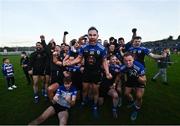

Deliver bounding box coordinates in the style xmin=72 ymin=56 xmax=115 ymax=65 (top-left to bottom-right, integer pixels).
xmin=115 ymin=69 xmax=119 ymax=72
xmin=97 ymin=50 xmax=100 ymax=55
xmin=129 ymin=69 xmax=138 ymax=77
xmin=84 ymin=49 xmax=88 ymax=53
xmin=90 ymin=51 xmax=94 ymax=55
xmin=133 ymin=50 xmax=136 ymax=54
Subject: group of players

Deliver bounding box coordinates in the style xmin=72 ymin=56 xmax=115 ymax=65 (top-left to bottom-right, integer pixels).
xmin=19 ymin=27 xmax=168 ymax=125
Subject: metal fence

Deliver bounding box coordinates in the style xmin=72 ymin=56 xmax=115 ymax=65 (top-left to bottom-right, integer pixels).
xmin=0 ymin=51 xmax=33 ymax=56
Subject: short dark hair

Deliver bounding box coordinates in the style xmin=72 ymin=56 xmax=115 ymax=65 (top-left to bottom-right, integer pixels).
xmin=36 ymin=42 xmax=42 ymax=45
xmin=63 ymin=76 xmax=72 ymax=83
xmin=110 ymin=55 xmax=116 ymax=60
xmin=70 ymin=39 xmax=77 ymax=46
xmin=21 ymin=51 xmax=27 ymax=55
xmin=133 ymin=36 xmax=142 ymax=41
xmin=109 ymin=37 xmax=115 ymax=42
xmin=118 ymin=37 xmax=124 ymax=41
xmin=56 ymin=45 xmax=61 ymax=48
xmin=88 ymin=26 xmax=98 ymax=33
xmin=123 ymin=52 xmax=135 ymax=58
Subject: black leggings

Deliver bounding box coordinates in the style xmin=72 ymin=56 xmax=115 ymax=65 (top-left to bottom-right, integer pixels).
xmin=23 ymin=68 xmax=31 ymax=83
xmin=6 ymin=76 xmax=15 ymax=87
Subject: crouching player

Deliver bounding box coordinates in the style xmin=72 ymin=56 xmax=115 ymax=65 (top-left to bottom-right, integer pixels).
xmin=120 ymin=53 xmax=146 ymax=121
xmin=99 ymin=55 xmax=122 ymax=119
xmin=29 ymin=76 xmax=77 ymax=125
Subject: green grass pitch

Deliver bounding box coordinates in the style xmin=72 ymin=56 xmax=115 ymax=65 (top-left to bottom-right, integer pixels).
xmin=0 ymin=54 xmax=180 ymax=124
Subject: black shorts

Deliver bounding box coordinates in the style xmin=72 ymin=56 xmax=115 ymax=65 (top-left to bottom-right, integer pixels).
xmin=125 ymin=81 xmax=145 ymax=88
xmin=71 ymin=72 xmax=82 ymax=90
xmin=52 ymin=103 xmax=69 ymax=114
xmin=51 ymin=70 xmax=64 ymax=84
xmin=45 ymin=67 xmax=51 ymax=75
xmin=99 ymin=78 xmax=113 ymax=97
xmin=33 ymin=68 xmax=45 ymax=75
xmin=82 ymin=71 xmax=102 ymax=84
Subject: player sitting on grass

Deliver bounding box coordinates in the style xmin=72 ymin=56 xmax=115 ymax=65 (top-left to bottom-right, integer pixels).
xmin=29 ymin=76 xmax=77 ymax=125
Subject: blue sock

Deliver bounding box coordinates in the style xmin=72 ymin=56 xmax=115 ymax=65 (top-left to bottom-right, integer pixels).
xmin=112 ymin=106 xmax=117 ymax=111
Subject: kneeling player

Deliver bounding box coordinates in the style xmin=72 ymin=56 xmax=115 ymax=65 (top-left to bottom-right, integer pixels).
xmin=29 ymin=77 xmax=77 ymax=125
xmin=120 ymin=53 xmax=146 ymax=121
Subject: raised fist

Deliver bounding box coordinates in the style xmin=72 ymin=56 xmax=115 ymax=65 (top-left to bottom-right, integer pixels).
xmin=40 ymin=35 xmax=45 ymax=40
xmin=64 ymin=31 xmax=68 ymax=35
xmin=132 ymin=28 xmax=137 ymax=33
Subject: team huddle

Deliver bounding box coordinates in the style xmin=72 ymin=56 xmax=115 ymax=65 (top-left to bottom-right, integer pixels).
xmin=2 ymin=27 xmax=170 ymax=125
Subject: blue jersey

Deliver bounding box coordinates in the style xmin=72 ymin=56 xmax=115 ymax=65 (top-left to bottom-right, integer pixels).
xmin=120 ymin=61 xmax=145 ymax=84
xmin=109 ymin=64 xmax=121 ymax=82
xmin=101 ymin=64 xmax=121 ymax=86
xmin=115 ymin=51 xmax=123 ymax=62
xmin=125 ymin=42 xmax=132 ymax=52
xmin=67 ymin=48 xmax=80 ymax=58
xmin=2 ymin=63 xmax=14 ymax=77
xmin=79 ymin=43 xmax=107 ymax=71
xmin=109 ymin=64 xmax=121 ymax=75
xmin=65 ymin=65 xmax=81 ymax=73
xmin=128 ymin=46 xmax=150 ymax=66
xmin=20 ymin=57 xmax=29 ymax=69
xmin=56 ymin=85 xmax=77 ymax=108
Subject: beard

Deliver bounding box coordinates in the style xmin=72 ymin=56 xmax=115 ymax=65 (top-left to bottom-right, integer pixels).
xmin=36 ymin=48 xmax=42 ymax=51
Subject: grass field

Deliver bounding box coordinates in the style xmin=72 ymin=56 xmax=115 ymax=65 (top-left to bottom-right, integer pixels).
xmin=0 ymin=54 xmax=180 ymax=125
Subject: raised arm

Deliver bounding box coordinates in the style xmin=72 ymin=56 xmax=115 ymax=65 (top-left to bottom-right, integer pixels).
xmin=62 ymin=31 xmax=68 ymax=44
xmin=65 ymin=55 xmax=83 ymax=66
xmin=103 ymin=58 xmax=112 ymax=79
xmin=52 ymin=52 xmax=62 ymax=66
xmin=148 ymin=52 xmax=166 ymax=59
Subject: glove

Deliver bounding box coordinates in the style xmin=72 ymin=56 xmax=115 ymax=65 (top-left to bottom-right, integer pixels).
xmin=132 ymin=28 xmax=137 ymax=33
xmin=64 ymin=31 xmax=68 ymax=35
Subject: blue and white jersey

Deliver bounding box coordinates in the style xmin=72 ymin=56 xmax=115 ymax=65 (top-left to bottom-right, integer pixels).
xmin=65 ymin=65 xmax=81 ymax=73
xmin=79 ymin=43 xmax=107 ymax=71
xmin=67 ymin=48 xmax=80 ymax=58
xmin=128 ymin=46 xmax=150 ymax=66
xmin=56 ymin=85 xmax=77 ymax=108
xmin=109 ymin=64 xmax=121 ymax=75
xmin=120 ymin=61 xmax=145 ymax=84
xmin=108 ymin=64 xmax=121 ymax=82
xmin=2 ymin=63 xmax=14 ymax=77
